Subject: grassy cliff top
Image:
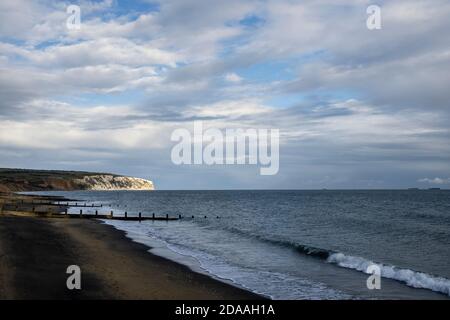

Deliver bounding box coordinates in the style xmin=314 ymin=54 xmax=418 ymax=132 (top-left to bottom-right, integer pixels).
xmin=0 ymin=168 xmax=124 ymax=192
xmin=0 ymin=168 xmax=118 ymax=180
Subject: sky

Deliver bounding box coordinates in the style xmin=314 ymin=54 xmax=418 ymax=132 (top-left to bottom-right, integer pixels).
xmin=0 ymin=0 xmax=449 ymax=189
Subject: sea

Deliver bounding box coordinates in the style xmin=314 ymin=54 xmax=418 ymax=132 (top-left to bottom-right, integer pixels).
xmin=26 ymin=190 xmax=450 ymax=299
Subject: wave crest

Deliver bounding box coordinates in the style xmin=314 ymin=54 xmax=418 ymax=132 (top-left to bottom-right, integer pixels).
xmin=327 ymin=252 xmax=450 ymax=296
xmin=295 ymin=244 xmax=333 ymax=259
xmin=204 ymin=226 xmax=450 ymax=296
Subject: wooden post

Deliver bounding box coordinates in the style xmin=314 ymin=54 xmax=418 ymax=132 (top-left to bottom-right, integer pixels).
xmin=138 ymin=212 xmax=142 ymax=221
xmin=80 ymin=209 xmax=82 ymax=216
xmin=95 ymin=210 xmax=98 ymax=216
xmin=125 ymin=211 xmax=128 ymax=219
xmin=166 ymin=214 xmax=169 ymax=220
xmin=110 ymin=210 xmax=113 ymax=217
xmin=152 ymin=213 xmax=155 ymax=219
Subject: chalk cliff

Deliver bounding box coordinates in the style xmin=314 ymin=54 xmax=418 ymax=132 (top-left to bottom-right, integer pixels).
xmin=0 ymin=168 xmax=154 ymax=192
xmin=73 ymin=175 xmax=154 ymax=191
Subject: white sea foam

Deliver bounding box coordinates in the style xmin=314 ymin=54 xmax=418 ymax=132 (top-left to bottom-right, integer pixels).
xmin=102 ymin=219 xmax=351 ymax=300
xmin=327 ymin=252 xmax=450 ymax=296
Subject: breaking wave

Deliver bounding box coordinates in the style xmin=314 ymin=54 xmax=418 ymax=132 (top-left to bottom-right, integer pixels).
xmin=220 ymin=227 xmax=450 ymax=296
xmin=326 ymin=252 xmax=450 ymax=296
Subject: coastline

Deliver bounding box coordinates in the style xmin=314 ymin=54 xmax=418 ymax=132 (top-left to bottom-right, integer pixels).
xmin=5 ymin=190 xmax=449 ymax=300
xmin=0 ymin=194 xmax=263 ymax=299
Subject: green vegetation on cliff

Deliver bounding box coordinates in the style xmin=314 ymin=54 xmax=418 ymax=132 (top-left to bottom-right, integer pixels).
xmin=0 ymin=168 xmax=154 ymax=192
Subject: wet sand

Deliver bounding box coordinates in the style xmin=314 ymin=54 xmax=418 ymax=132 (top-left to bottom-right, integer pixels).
xmin=0 ymin=214 xmax=263 ymax=299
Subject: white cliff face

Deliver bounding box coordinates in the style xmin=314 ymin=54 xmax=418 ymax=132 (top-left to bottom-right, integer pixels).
xmin=74 ymin=175 xmax=154 ymax=190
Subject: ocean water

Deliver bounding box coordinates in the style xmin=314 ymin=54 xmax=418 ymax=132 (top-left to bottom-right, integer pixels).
xmin=28 ymin=190 xmax=450 ymax=299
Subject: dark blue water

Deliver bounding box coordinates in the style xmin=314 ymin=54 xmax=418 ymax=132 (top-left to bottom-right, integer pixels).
xmin=29 ymin=190 xmax=450 ymax=299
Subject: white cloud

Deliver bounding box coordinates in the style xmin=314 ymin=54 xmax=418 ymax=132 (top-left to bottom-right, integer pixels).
xmin=186 ymin=99 xmax=271 ymax=120
xmin=418 ymin=177 xmax=450 ymax=185
xmin=0 ymin=100 xmax=172 ymax=150
xmin=224 ymin=72 xmax=243 ymax=83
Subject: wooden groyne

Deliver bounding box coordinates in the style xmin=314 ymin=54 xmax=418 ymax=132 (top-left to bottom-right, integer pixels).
xmin=9 ymin=200 xmax=103 ymax=207
xmin=1 ymin=197 xmax=219 ymax=221
xmin=61 ymin=209 xmax=180 ymax=221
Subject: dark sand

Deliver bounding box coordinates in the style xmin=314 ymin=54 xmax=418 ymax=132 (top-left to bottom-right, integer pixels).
xmin=0 ymin=215 xmax=263 ymax=299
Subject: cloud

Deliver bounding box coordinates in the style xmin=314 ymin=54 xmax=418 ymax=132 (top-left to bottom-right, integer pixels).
xmin=224 ymin=72 xmax=243 ymax=83
xmin=0 ymin=0 xmax=449 ymax=188
xmin=418 ymin=177 xmax=450 ymax=185
xmin=27 ymin=38 xmax=179 ymax=68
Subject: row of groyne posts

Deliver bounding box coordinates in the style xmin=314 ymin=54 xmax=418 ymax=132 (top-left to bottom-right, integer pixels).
xmin=5 ymin=198 xmax=219 ymax=221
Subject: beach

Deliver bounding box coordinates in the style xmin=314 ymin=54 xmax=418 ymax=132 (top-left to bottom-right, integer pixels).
xmin=2 ymin=190 xmax=450 ymax=300
xmin=0 ymin=199 xmax=262 ymax=299
xmin=30 ymin=189 xmax=450 ymax=300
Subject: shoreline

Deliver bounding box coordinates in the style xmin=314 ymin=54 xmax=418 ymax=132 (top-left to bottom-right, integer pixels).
xmin=0 ymin=193 xmax=264 ymax=299
xmin=6 ymin=191 xmax=449 ymax=300
xmin=102 ymin=219 xmax=268 ymax=297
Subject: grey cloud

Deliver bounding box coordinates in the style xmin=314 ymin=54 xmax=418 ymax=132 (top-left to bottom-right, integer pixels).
xmin=1 ymin=0 xmax=450 ymax=189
